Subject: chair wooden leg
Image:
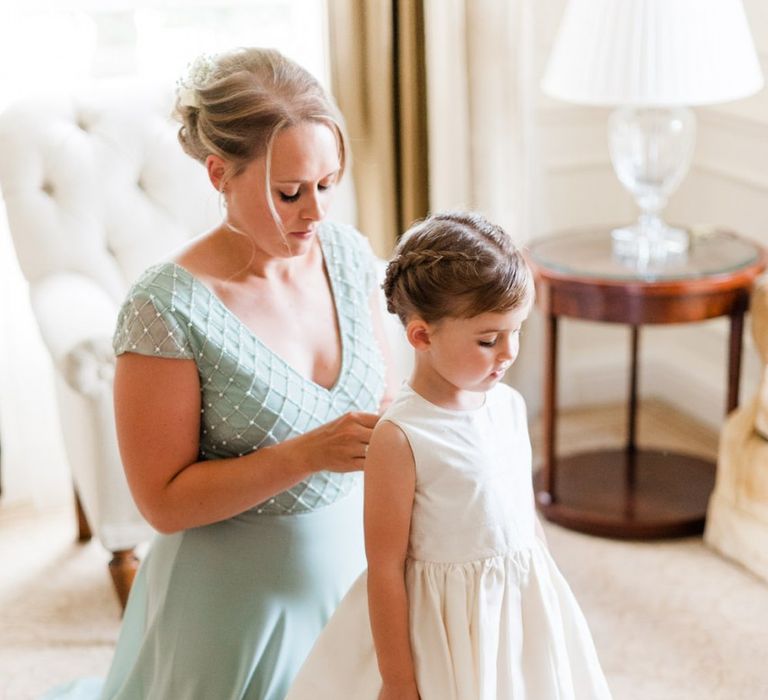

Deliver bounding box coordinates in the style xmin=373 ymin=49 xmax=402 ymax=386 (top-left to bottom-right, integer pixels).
xmin=74 ymin=488 xmax=92 ymax=542
xmin=109 ymin=548 xmax=139 ymax=612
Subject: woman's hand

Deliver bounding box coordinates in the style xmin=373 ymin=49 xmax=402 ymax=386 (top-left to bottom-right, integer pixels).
xmin=285 ymin=410 xmax=380 ymax=474
xmin=378 ymin=681 xmax=420 ymax=700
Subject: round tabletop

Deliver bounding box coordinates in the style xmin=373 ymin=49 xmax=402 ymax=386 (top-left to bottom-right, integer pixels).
xmin=527 ymin=228 xmax=766 ymax=326
xmin=528 ymin=227 xmax=764 ymax=283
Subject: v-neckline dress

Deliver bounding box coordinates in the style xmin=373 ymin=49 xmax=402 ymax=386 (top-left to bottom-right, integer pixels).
xmin=43 ymin=221 xmax=386 ymax=700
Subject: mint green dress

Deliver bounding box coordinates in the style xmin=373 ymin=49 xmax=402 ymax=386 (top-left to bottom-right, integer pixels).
xmin=43 ymin=222 xmax=385 ymax=700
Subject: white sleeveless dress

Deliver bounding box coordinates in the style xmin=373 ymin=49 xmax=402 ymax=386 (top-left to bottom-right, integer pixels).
xmin=286 ymin=382 xmax=612 ymax=700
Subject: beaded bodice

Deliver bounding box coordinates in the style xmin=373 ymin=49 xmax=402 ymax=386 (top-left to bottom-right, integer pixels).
xmin=113 ymin=221 xmax=386 ymax=515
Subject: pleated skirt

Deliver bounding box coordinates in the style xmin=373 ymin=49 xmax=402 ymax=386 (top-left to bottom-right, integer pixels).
xmin=287 ymin=545 xmax=612 ymax=700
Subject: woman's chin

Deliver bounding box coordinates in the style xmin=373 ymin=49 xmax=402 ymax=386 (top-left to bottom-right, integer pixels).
xmin=285 ymin=230 xmax=318 ymax=255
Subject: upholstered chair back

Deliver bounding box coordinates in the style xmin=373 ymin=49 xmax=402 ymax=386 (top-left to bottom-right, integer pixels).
xmin=2 ymin=79 xmax=219 ymax=302
xmin=0 ymin=79 xmax=220 ymax=604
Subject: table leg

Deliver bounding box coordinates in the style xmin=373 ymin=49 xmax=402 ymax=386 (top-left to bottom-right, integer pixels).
xmin=627 ymin=326 xmax=641 ymax=453
xmin=533 ymin=310 xmax=716 ymax=539
xmin=623 ymin=325 xmax=641 ymax=519
xmin=727 ymin=311 xmax=744 ymax=413
xmin=541 ymin=313 xmax=558 ymax=503
xmin=627 ymin=325 xmax=640 ymax=478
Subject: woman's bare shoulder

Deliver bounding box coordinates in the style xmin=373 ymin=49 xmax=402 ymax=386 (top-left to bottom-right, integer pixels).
xmin=172 ymin=229 xmax=226 ymax=279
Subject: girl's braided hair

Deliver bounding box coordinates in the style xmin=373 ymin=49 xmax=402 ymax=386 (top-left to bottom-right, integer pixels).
xmin=383 ymin=211 xmax=533 ymax=325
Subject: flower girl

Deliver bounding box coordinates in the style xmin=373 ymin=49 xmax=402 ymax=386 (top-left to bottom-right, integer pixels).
xmin=287 ymin=211 xmax=612 ymax=699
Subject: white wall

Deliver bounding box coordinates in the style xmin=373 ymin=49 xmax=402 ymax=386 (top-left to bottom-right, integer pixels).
xmin=529 ymin=0 xmax=768 ymax=430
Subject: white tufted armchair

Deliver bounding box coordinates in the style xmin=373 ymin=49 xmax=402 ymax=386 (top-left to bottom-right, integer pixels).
xmin=0 ymin=79 xmax=221 ymax=607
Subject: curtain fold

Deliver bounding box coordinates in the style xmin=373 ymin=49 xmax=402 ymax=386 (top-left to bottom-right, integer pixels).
xmin=327 ymin=2 xmax=543 ymax=405
xmin=422 ymin=0 xmax=544 ymax=404
xmin=423 ymin=0 xmax=543 ymax=243
xmin=327 ymin=0 xmax=429 ymax=257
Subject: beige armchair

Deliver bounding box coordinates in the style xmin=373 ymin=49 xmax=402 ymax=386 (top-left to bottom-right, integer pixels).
xmin=705 ymin=274 xmax=768 ymax=584
xmin=0 ymin=79 xmax=220 ymax=607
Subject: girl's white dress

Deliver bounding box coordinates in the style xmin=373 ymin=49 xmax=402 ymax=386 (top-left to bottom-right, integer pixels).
xmin=287 ymin=383 xmax=612 ymax=700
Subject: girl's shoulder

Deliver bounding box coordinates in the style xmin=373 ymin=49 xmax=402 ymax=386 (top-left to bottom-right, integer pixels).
xmin=382 ymin=383 xmax=527 ymax=421
xmin=379 ymin=383 xmax=417 ymax=421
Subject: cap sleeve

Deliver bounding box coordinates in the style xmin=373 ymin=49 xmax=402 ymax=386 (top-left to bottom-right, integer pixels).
xmin=113 ymin=286 xmax=193 ymax=359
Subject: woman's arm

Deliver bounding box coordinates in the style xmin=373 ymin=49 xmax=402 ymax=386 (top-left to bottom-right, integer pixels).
xmin=364 ymin=420 xmax=419 ymax=699
xmin=114 ymin=352 xmax=379 ymax=533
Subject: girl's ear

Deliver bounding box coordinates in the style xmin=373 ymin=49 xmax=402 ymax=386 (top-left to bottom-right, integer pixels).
xmin=206 ymin=154 xmax=228 ymax=192
xmin=406 ymin=318 xmax=432 ymax=351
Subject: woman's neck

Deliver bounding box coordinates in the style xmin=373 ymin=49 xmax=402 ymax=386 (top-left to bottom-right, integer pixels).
xmin=178 ymin=224 xmax=319 ymax=284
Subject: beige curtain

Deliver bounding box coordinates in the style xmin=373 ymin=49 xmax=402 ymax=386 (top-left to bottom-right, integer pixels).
xmin=423 ymin=0 xmax=543 ymax=243
xmin=327 ymin=0 xmax=430 ymax=257
xmin=422 ymin=0 xmax=545 ymax=403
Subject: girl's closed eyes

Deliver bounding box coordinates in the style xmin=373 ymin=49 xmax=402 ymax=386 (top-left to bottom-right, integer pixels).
xmin=478 ymin=328 xmax=521 ymax=347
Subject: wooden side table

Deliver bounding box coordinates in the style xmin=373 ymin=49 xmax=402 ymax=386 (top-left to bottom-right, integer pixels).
xmin=528 ymin=228 xmax=766 ymax=539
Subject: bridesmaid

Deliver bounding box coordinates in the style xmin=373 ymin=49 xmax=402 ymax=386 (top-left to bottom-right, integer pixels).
xmin=44 ymin=46 xmax=396 ymax=700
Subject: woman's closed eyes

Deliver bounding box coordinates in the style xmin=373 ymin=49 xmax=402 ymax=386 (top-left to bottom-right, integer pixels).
xmin=278 ymin=182 xmax=334 ymax=203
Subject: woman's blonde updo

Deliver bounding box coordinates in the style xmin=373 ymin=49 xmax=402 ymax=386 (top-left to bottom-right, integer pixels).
xmin=383 ymin=212 xmax=534 ymax=326
xmin=173 ymin=47 xmax=347 ymax=186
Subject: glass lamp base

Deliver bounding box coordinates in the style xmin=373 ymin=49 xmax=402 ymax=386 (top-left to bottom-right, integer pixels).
xmin=607 ymin=105 xmax=696 ymax=269
xmin=611 ymin=223 xmax=689 ymax=267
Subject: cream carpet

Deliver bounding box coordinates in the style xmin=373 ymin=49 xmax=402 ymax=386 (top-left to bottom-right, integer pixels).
xmin=2 ymin=401 xmax=768 ymax=700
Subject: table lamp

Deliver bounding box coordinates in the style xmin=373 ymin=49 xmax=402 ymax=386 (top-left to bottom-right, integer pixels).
xmin=541 ymin=0 xmax=764 ymax=265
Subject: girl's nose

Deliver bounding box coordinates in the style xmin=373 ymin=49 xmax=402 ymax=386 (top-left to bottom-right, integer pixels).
xmin=498 ymin=335 xmax=517 ymax=361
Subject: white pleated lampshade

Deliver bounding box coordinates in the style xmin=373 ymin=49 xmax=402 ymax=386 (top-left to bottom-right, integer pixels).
xmin=542 ymin=0 xmax=764 ymax=106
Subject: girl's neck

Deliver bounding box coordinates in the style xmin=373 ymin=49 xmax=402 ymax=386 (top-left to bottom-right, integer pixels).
xmin=408 ymin=361 xmax=485 ymax=411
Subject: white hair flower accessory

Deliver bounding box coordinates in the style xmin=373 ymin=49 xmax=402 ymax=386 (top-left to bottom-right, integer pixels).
xmin=176 ymin=53 xmax=217 ymax=109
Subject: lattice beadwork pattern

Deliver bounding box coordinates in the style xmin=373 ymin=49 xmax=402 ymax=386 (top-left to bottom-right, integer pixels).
xmin=114 ymin=221 xmax=386 ymax=515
